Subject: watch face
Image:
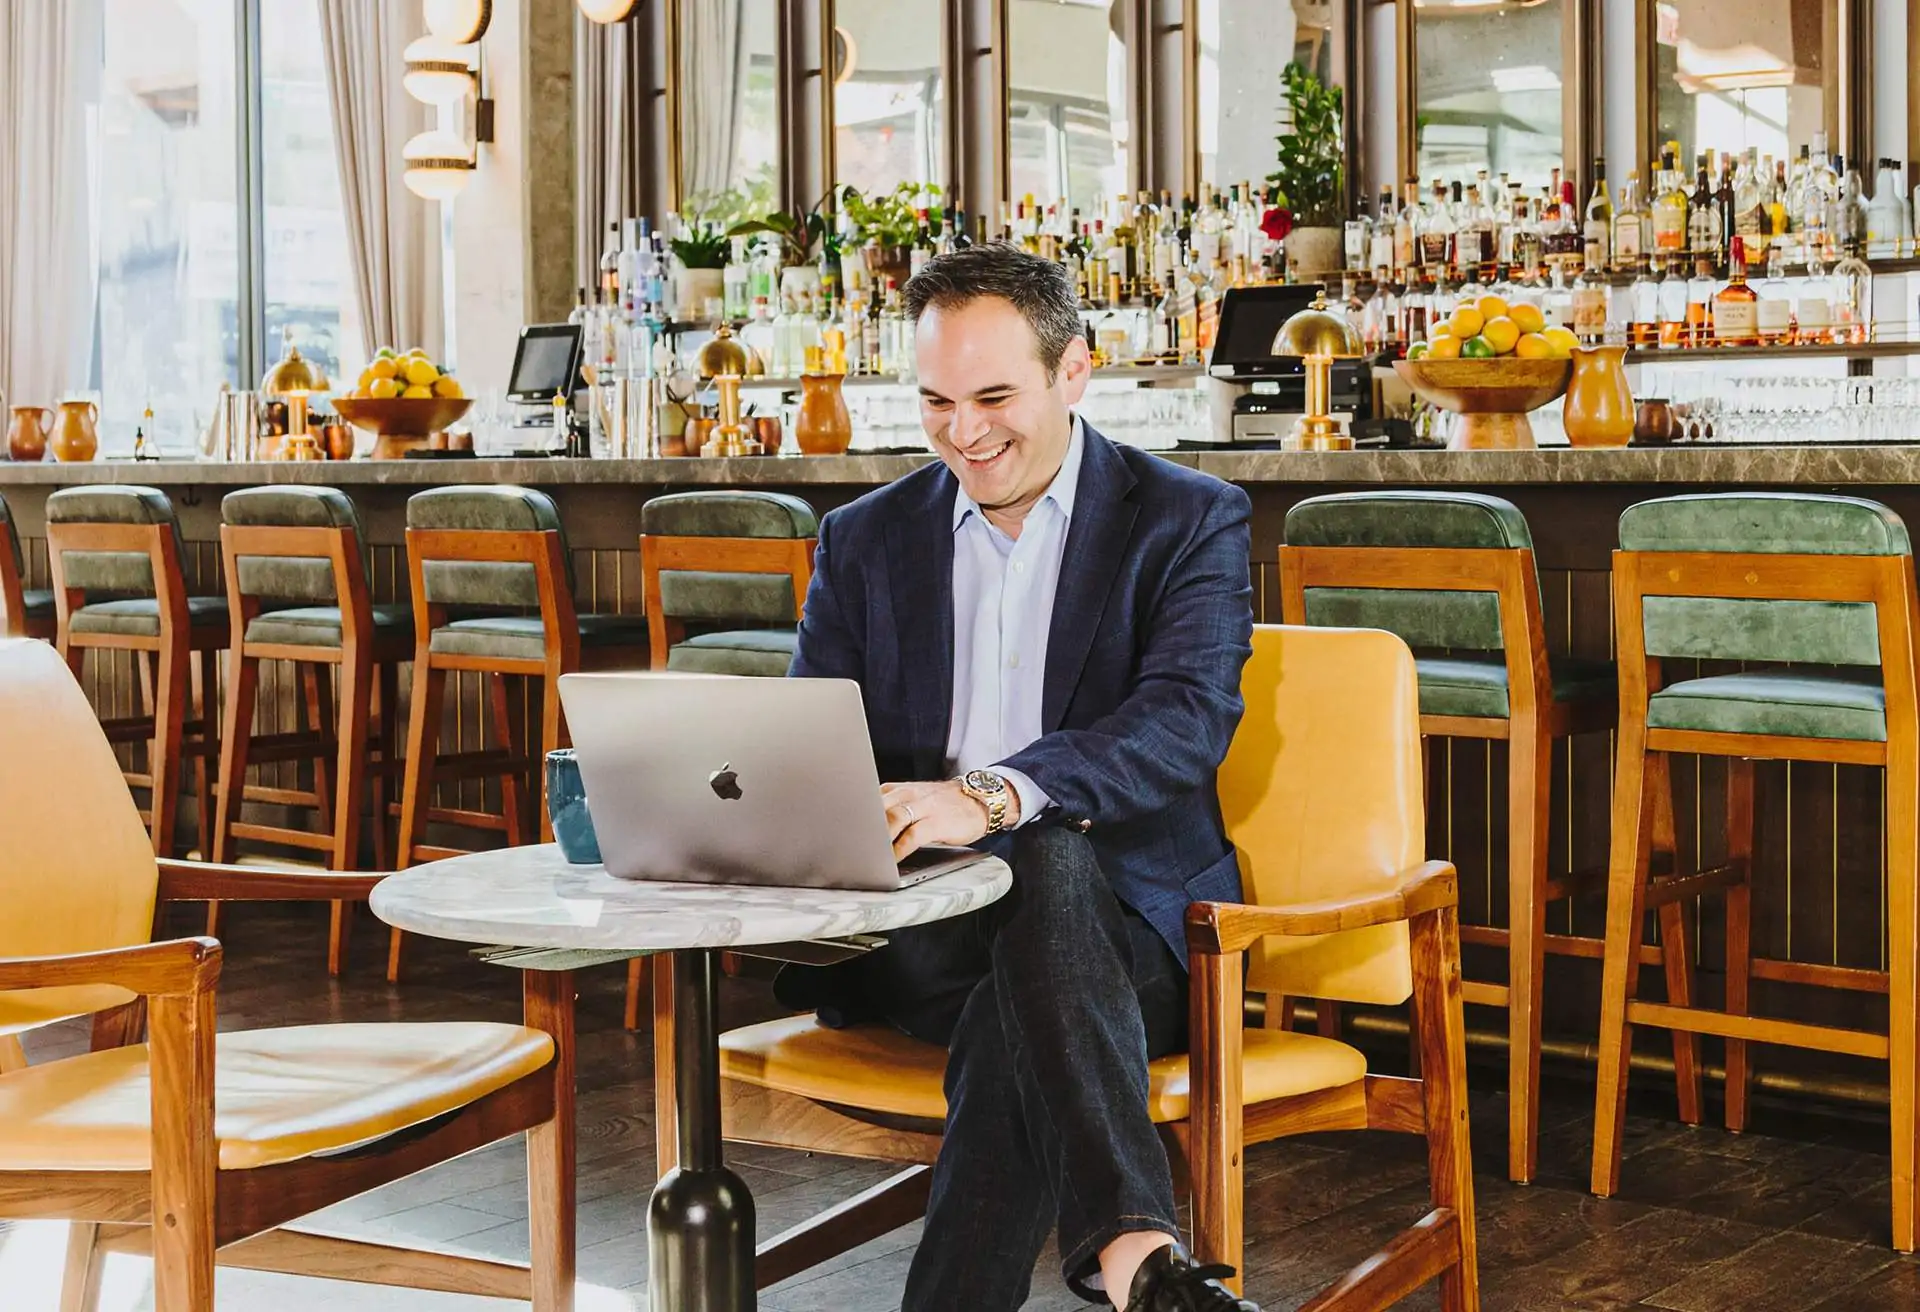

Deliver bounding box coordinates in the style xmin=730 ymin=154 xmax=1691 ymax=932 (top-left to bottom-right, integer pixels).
xmin=965 ymin=769 xmax=1006 ymax=795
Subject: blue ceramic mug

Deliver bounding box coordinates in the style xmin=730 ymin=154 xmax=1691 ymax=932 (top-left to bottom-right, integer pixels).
xmin=545 ymin=749 xmax=602 ymax=865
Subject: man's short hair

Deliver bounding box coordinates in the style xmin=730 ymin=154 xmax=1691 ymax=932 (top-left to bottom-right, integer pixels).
xmin=902 ymin=242 xmax=1084 ymax=380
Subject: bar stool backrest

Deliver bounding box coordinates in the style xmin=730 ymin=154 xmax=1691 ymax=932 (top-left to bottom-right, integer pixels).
xmin=1282 ymin=491 xmax=1536 ymax=652
xmin=640 ymin=490 xmax=818 ymax=626
xmin=405 ymin=486 xmax=572 ymax=611
xmin=44 ymin=485 xmax=186 ymax=598
xmin=0 ymin=493 xmax=30 ymax=636
xmin=221 ymin=485 xmax=366 ymax=606
xmin=1618 ymin=492 xmax=1910 ymax=668
xmin=1221 ymin=624 xmax=1420 ymax=1005
xmin=0 ymin=491 xmax=26 ymax=585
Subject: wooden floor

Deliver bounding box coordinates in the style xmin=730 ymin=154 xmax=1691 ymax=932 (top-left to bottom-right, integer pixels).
xmin=6 ymin=901 xmax=1920 ymax=1311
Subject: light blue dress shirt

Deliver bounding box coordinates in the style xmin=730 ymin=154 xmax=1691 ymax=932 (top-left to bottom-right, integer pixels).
xmin=944 ymin=417 xmax=1086 ymax=827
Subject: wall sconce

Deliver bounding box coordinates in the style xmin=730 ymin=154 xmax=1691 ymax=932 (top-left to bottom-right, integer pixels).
xmin=403 ymin=129 xmax=477 ymax=200
xmin=578 ymin=0 xmax=643 ymax=22
xmin=424 ymin=0 xmax=492 ymax=43
xmin=403 ymin=36 xmax=477 ymax=106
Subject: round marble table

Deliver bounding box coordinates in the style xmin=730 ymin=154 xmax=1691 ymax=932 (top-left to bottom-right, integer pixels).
xmin=371 ymin=844 xmax=1010 ymax=1312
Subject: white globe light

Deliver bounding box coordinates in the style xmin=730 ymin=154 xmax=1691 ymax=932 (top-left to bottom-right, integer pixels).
xmin=578 ymin=0 xmax=642 ymax=21
xmin=403 ymin=36 xmax=476 ymax=106
xmin=424 ymin=0 xmax=491 ymax=43
xmin=403 ymin=129 xmax=476 ymax=201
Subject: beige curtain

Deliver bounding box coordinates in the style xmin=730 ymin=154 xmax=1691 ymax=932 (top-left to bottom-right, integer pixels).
xmin=575 ymin=12 xmax=638 ymax=293
xmin=679 ymin=0 xmax=742 ymax=204
xmin=0 ymin=0 xmax=100 ymax=406
xmin=316 ymin=0 xmax=443 ymax=360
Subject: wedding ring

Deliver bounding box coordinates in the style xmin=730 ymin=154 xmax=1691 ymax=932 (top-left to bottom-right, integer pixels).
xmin=903 ymin=804 xmax=916 ymax=824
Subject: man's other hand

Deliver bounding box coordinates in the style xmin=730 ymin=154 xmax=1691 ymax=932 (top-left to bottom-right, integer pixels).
xmin=882 ymin=779 xmax=1021 ymax=859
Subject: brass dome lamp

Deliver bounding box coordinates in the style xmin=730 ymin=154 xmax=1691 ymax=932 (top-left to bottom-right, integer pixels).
xmin=1271 ymin=291 xmax=1363 ymax=451
xmin=260 ymin=329 xmax=329 ymax=462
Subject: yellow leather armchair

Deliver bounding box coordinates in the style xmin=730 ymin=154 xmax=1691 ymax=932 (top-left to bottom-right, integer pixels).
xmin=715 ymin=624 xmax=1479 ymax=1310
xmin=0 ymin=637 xmax=578 ymax=1312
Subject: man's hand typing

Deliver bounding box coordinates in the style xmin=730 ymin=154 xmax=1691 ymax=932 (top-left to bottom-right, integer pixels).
xmin=882 ymin=779 xmax=1021 ymax=859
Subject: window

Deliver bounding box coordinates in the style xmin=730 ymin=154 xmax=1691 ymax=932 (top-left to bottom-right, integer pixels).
xmin=86 ymin=0 xmax=361 ymax=453
xmin=1651 ymin=0 xmax=1835 ymax=168
xmin=833 ymin=0 xmax=945 ymax=193
xmin=1198 ymin=0 xmax=1335 ymax=189
xmin=680 ymin=0 xmax=781 ymax=218
xmin=1007 ymin=0 xmax=1128 ymax=212
xmin=1414 ymin=0 xmax=1566 ymax=187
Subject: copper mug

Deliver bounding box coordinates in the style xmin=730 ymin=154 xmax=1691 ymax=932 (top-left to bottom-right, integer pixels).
xmin=754 ymin=415 xmax=783 ymax=455
xmin=322 ymin=422 xmax=355 ymax=460
xmin=1633 ymin=398 xmax=1676 ymax=444
xmin=685 ymin=417 xmax=716 ymax=456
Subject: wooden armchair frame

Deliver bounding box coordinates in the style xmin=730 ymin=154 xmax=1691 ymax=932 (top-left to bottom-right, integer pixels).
xmin=1279 ymin=542 xmax=1698 ymax=1184
xmin=0 ymin=507 xmax=50 ymax=640
xmin=1594 ymin=547 xmax=1920 ymax=1251
xmin=46 ymin=521 xmax=228 ymax=859
xmin=0 ymin=856 xmax=576 ymax=1312
xmin=214 ymin=521 xmax=411 ymax=975
xmin=716 ymin=862 xmax=1480 ymax=1311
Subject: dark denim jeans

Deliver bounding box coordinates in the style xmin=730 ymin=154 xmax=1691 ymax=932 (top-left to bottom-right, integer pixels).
xmin=782 ymin=825 xmax=1187 ymax=1309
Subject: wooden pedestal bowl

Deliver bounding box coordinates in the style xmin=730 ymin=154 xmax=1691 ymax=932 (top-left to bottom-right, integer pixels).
xmin=332 ymin=396 xmax=474 ymax=460
xmin=1393 ymin=358 xmax=1572 ymax=451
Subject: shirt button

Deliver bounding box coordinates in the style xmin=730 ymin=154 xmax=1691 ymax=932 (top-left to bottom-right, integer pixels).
xmin=1014 ymin=562 xmax=1026 ymax=574
xmin=1009 ymin=652 xmax=1021 ymax=668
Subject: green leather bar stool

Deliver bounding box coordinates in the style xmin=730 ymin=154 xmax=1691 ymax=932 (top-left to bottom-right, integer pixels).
xmin=212 ymin=486 xmax=413 ymax=976
xmin=1593 ymin=491 xmax=1920 ymax=1252
xmin=391 ymin=484 xmax=648 ymax=981
xmin=43 ymin=485 xmax=230 ymax=859
xmin=639 ymin=490 xmax=817 ymax=678
xmin=1281 ymin=489 xmax=1698 ymax=1184
xmin=0 ymin=492 xmax=54 ymax=640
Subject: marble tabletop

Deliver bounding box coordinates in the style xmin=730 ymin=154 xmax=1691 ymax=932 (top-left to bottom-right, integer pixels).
xmin=369 ymin=843 xmax=1011 ymax=951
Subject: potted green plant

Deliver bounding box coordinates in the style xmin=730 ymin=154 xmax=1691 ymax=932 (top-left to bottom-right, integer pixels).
xmin=1267 ymin=61 xmax=1346 ymax=280
xmin=669 ymin=219 xmax=730 ymax=320
xmin=839 ymin=182 xmax=941 ymax=285
xmin=728 ymin=191 xmax=836 ymax=312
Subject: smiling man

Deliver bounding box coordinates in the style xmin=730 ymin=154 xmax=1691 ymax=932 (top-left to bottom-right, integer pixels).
xmin=785 ymin=242 xmax=1257 ymax=1312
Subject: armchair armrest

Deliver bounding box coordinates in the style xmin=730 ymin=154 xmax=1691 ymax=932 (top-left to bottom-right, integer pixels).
xmin=0 ymin=937 xmax=220 ymax=997
xmin=158 ymin=856 xmax=384 ymax=903
xmin=1186 ymin=861 xmax=1458 ymax=956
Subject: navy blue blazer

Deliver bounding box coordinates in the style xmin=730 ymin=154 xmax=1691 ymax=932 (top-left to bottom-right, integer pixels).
xmin=790 ymin=423 xmax=1255 ymax=966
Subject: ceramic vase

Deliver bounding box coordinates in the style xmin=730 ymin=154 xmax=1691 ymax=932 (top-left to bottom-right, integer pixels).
xmin=1563 ymin=346 xmax=1635 ymax=448
xmin=52 ymin=400 xmax=99 ymax=462
xmin=1283 ymin=227 xmax=1343 ymax=282
xmin=795 ymin=372 xmax=852 ymax=455
xmin=7 ymin=406 xmax=52 ymax=462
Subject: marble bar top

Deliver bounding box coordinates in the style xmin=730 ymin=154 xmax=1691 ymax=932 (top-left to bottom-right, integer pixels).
xmin=6 ymin=443 xmax=1920 ymax=487
xmin=370 ymin=843 xmax=1012 ymax=951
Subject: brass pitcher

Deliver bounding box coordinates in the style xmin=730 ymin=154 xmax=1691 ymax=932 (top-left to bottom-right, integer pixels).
xmin=7 ymin=405 xmax=53 ymax=462
xmin=52 ymin=399 xmax=99 ymax=462
xmin=1562 ymin=346 xmax=1634 ymax=449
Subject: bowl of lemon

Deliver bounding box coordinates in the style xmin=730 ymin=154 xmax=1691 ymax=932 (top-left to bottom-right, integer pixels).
xmin=333 ymin=348 xmax=470 ymax=459
xmin=1394 ymin=297 xmax=1576 ymax=451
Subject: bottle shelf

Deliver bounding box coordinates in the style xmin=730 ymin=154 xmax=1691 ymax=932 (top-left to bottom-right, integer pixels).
xmin=729 ymin=363 xmax=1207 ymax=389
xmin=1622 ymin=338 xmax=1920 ymax=365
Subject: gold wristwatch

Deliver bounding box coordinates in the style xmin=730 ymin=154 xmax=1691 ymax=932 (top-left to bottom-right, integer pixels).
xmin=959 ymin=769 xmax=1012 ymax=834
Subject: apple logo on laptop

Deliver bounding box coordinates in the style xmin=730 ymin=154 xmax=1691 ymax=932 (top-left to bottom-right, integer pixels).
xmin=708 ymin=763 xmax=744 ymax=801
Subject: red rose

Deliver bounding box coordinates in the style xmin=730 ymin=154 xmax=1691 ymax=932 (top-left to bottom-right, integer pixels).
xmin=1260 ymin=207 xmax=1294 ymax=241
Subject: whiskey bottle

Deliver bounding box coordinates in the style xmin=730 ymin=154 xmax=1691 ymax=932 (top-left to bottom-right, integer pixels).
xmin=1711 ymin=235 xmax=1759 ymax=346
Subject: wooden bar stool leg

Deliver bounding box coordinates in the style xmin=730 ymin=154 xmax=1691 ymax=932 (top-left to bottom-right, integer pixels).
xmin=303 ymin=663 xmax=336 ymax=831
xmin=624 ymin=956 xmax=650 ymax=1031
xmin=190 ymin=650 xmax=218 ymax=859
xmin=1723 ymin=758 xmax=1756 ymax=1133
xmin=148 ymin=638 xmax=189 ymax=860
xmin=488 ymin=673 xmax=527 ymax=848
xmin=1888 ymin=744 xmax=1920 ymax=1253
xmin=1649 ymin=752 xmax=1703 ymax=1126
xmin=210 ymin=652 xmax=259 ymax=869
xmin=392 ymin=661 xmax=447 ymax=983
xmin=1592 ymin=739 xmax=1658 ymax=1198
xmin=371 ymin=660 xmax=401 ymax=869
xmin=1506 ymin=718 xmax=1552 ymax=1184
xmin=327 ymin=650 xmax=374 ymax=978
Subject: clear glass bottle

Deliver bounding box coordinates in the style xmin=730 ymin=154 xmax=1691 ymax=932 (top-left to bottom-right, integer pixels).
xmin=1754 ymin=256 xmax=1794 ymax=345
xmin=1584 ymin=159 xmax=1613 ymax=272
xmin=1684 ymin=257 xmax=1717 ymax=347
xmin=1344 ymin=196 xmax=1371 ymax=274
xmin=1630 ymin=259 xmax=1660 ymax=348
xmin=1652 ymin=149 xmax=1690 ymax=258
xmin=1571 ymin=262 xmax=1609 ymax=345
xmin=1614 ymin=173 xmax=1646 ymax=270
xmin=1831 ymin=241 xmax=1875 ymax=344
xmin=1656 ymin=257 xmax=1689 ymax=348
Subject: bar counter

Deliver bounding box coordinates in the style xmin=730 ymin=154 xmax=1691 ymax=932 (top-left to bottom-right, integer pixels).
xmin=3 ymin=442 xmax=1909 ymax=1109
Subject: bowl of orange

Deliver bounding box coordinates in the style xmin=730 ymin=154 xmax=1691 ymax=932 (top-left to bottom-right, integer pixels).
xmin=1395 ymin=297 xmax=1575 ymax=450
xmin=335 ymin=348 xmax=470 ymax=459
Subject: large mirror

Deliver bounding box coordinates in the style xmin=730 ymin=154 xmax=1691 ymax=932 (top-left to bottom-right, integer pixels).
xmin=1007 ymin=0 xmax=1129 ymax=212
xmin=1647 ymin=0 xmax=1843 ymax=169
xmin=832 ymin=0 xmax=946 ymax=193
xmin=1413 ymin=0 xmax=1566 ymax=186
xmin=1198 ymin=0 xmax=1336 ymax=189
xmin=677 ymin=0 xmax=780 ymax=217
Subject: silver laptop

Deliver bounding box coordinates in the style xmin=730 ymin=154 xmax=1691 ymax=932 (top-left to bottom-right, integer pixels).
xmin=556 ymin=672 xmax=982 ymax=890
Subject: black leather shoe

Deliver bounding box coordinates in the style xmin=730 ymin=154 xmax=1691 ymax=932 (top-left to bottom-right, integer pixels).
xmin=1124 ymin=1243 xmax=1261 ymax=1312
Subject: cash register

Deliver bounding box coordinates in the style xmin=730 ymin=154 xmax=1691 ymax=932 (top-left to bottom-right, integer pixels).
xmin=1196 ymin=285 xmax=1379 ymax=446
xmin=504 ymin=322 xmax=586 ymax=454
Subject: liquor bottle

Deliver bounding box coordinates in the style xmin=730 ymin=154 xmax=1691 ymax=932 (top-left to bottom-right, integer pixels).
xmin=1150 ymin=278 xmax=1176 ymax=358
xmin=1869 ymin=159 xmax=1909 ymax=256
xmin=1687 ymin=157 xmax=1723 ymax=265
xmin=567 ymin=285 xmax=589 ymax=326
xmin=1629 ymin=259 xmax=1660 ymax=347
xmin=1655 ymin=256 xmax=1688 ymax=348
xmin=1418 ymin=183 xmax=1455 ymax=273
xmin=1685 ymin=257 xmax=1716 ymax=347
xmin=1711 ymin=236 xmax=1759 ymax=346
xmin=599 ymin=221 xmax=622 ymax=309
xmin=1370 ymin=188 xmax=1396 ymax=272
xmin=1571 ymin=259 xmax=1608 ymax=345
xmin=1614 ymin=173 xmax=1646 ymax=270
xmin=1753 ymin=256 xmax=1793 ymax=345
xmin=1344 ymin=195 xmax=1371 ymax=273
xmin=1512 ymin=194 xmax=1544 ymax=275
xmin=1584 ymin=159 xmax=1613 ymax=272
xmin=1785 ymin=143 xmax=1811 ymax=232
xmin=1831 ymin=241 xmax=1874 ymax=344
xmin=617 ymin=217 xmax=645 ymax=319
xmin=722 ymin=236 xmax=751 ymax=321
xmin=1733 ymin=150 xmax=1768 ymax=252
xmin=1394 ymin=182 xmax=1419 ymax=276
xmin=1834 ymin=158 xmax=1870 ymax=254
xmin=1799 ymin=133 xmax=1833 ymax=265
xmin=1711 ymin=154 xmax=1735 ymax=264
xmin=1652 ymin=149 xmax=1689 ymax=256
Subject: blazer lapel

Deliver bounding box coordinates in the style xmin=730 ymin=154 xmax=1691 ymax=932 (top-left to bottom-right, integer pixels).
xmin=886 ymin=471 xmax=958 ymax=775
xmin=1043 ymin=426 xmax=1138 ymax=731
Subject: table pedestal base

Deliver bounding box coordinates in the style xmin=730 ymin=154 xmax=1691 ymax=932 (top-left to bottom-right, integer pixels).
xmin=649 ymin=948 xmax=758 ymax=1311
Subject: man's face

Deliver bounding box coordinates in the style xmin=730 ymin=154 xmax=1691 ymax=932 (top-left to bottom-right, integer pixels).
xmin=914 ymin=297 xmax=1091 ymax=523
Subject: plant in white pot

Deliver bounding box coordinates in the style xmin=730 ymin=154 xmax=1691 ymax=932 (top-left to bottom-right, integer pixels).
xmin=670 ymin=220 xmax=731 ymax=321
xmin=1267 ymin=61 xmax=1346 ymax=283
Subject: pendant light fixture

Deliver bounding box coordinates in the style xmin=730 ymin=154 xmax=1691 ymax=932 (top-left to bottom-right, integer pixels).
xmin=403 ymin=36 xmax=477 ymax=106
xmin=424 ymin=0 xmax=492 ymax=43
xmin=403 ymin=129 xmax=477 ymax=200
xmin=577 ymin=0 xmax=643 ymax=22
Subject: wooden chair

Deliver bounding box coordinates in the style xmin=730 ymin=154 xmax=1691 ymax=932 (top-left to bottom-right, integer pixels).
xmin=392 ymin=485 xmax=648 ymax=981
xmin=0 ymin=490 xmax=55 ymax=640
xmin=45 ymin=485 xmax=230 ymax=859
xmin=714 ymin=625 xmax=1479 ymax=1308
xmin=1280 ymin=490 xmax=1698 ymax=1184
xmin=211 ymin=486 xmax=413 ymax=975
xmin=0 ymin=636 xmax=576 ymax=1312
xmin=621 ymin=489 xmax=818 ymax=1029
xmin=1593 ymin=491 xmax=1920 ymax=1252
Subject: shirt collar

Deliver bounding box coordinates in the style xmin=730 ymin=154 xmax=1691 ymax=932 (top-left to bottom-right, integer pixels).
xmin=952 ymin=415 xmax=1086 ymax=533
